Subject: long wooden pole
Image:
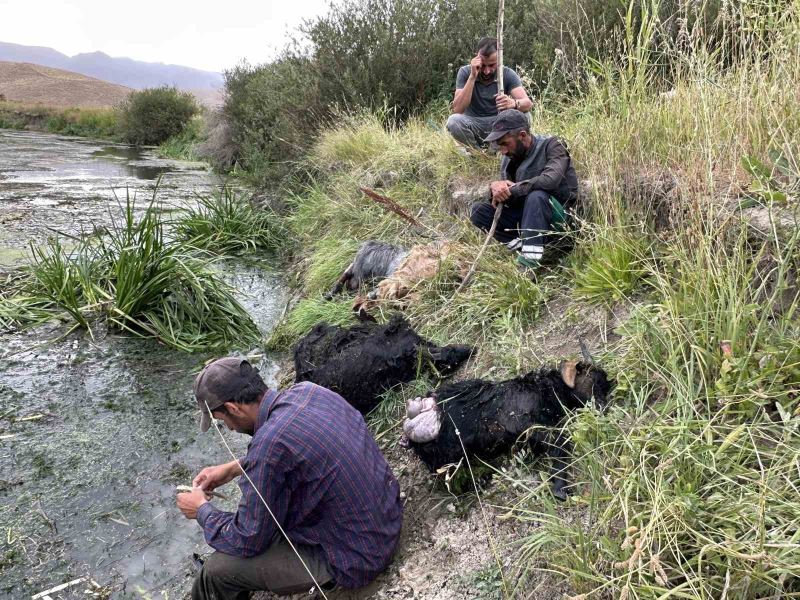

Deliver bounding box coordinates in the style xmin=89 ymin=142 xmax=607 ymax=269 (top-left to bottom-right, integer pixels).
xmin=453 ymin=0 xmax=506 ymax=295
xmin=496 ymin=0 xmax=504 ymax=94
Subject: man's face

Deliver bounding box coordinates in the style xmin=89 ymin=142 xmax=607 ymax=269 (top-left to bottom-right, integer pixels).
xmin=479 ymin=51 xmax=498 ymax=81
xmin=212 ymin=405 xmax=255 ymax=436
xmin=497 ymin=131 xmax=526 ymax=158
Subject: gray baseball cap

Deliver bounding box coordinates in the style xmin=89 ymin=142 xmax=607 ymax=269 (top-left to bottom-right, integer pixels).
xmin=484 ymin=109 xmax=530 ymax=143
xmin=193 ymin=357 xmax=257 ymax=432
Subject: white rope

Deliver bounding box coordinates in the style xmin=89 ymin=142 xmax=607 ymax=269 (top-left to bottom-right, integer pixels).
xmin=203 ymin=401 xmax=330 ymax=599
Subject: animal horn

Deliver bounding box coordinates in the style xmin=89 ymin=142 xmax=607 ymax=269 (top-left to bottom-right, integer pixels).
xmin=579 ymin=339 xmax=594 ymax=364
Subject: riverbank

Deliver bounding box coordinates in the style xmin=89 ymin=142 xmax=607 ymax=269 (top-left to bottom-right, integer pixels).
xmin=255 ymin=21 xmax=800 ymax=597
xmin=0 ymin=100 xmax=204 ymax=161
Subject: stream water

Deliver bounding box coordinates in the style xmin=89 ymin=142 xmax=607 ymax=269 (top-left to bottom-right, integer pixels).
xmin=0 ymin=130 xmax=286 ymax=599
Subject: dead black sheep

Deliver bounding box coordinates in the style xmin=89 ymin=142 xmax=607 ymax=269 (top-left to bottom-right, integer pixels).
xmin=406 ymin=362 xmax=612 ymax=500
xmin=294 ymin=315 xmax=473 ymax=414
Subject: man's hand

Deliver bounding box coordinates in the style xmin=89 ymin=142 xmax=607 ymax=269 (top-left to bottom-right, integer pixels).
xmin=490 ymin=180 xmax=515 ymax=206
xmin=192 ymin=461 xmax=240 ymax=492
xmin=495 ymin=93 xmax=516 ymax=111
xmin=177 ymin=487 xmax=209 ymax=520
xmin=469 ymin=54 xmax=482 ymax=80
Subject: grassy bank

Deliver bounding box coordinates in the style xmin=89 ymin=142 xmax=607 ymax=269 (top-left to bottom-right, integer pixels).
xmin=260 ymin=2 xmax=800 ymax=597
xmin=0 ymin=101 xmax=119 ymax=139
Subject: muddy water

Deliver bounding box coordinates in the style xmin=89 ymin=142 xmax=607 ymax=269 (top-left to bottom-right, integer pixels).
xmin=0 ymin=131 xmax=286 ymax=599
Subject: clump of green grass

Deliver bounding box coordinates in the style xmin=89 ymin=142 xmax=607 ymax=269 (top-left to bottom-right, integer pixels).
xmin=175 ymin=186 xmax=286 ymax=255
xmin=265 ymin=297 xmax=356 ymax=351
xmin=157 ymin=116 xmax=203 ymax=160
xmin=11 ymin=193 xmax=260 ymax=352
xmin=301 ymin=236 xmax=360 ymax=296
xmin=0 ymin=275 xmax=54 ymax=330
xmin=572 ymin=224 xmax=650 ymax=305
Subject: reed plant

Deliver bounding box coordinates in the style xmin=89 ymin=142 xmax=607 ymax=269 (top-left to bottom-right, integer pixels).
xmin=4 ymin=193 xmax=260 ymax=353
xmin=175 ymin=186 xmax=285 ymax=255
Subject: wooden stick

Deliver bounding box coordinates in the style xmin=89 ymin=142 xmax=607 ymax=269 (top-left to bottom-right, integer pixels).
xmin=455 ymin=204 xmax=503 ymax=293
xmin=496 ymin=0 xmax=505 ymax=93
xmin=32 ymin=578 xmax=86 ymax=599
xmin=359 ymin=187 xmax=425 ymax=228
xmin=454 ymin=0 xmax=506 ymax=296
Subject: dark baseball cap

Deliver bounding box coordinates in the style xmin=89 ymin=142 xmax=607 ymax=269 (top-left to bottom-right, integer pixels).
xmin=484 ymin=109 xmax=530 ymax=143
xmin=193 ymin=357 xmax=258 ymax=432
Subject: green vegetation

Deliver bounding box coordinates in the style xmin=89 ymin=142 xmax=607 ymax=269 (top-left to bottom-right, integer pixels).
xmin=157 ymin=115 xmax=203 ymax=160
xmin=174 ymin=186 xmax=286 ymax=255
xmin=3 ymin=193 xmax=260 ymax=352
xmin=266 ymin=297 xmax=356 ymax=350
xmin=252 ymin=0 xmax=800 ymax=596
xmin=117 ymin=86 xmax=199 ymax=146
xmin=572 ymin=225 xmax=650 ymax=305
xmin=0 ymin=101 xmax=119 ymax=139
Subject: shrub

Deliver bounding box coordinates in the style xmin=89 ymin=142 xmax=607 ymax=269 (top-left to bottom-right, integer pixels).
xmin=222 ymin=56 xmax=322 ymax=185
xmin=118 ymin=86 xmax=198 ymax=146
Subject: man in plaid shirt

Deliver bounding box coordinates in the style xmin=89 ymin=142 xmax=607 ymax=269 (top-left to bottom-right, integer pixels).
xmin=177 ymin=357 xmax=403 ymax=599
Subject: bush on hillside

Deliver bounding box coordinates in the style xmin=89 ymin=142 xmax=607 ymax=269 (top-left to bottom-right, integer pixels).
xmin=118 ymin=86 xmax=198 ymax=146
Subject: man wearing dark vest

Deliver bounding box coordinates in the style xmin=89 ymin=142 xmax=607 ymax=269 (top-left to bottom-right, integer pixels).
xmin=446 ymin=37 xmax=532 ymax=147
xmin=470 ymin=109 xmax=578 ymax=268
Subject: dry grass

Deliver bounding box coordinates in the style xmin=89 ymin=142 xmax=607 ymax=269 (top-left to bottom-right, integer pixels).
xmin=0 ymin=61 xmax=131 ymax=108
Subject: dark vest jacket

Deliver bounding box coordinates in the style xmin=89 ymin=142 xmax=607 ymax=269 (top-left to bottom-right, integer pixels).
xmin=500 ymin=135 xmax=578 ymax=206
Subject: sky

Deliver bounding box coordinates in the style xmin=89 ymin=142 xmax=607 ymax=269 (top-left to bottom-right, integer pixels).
xmin=0 ymin=0 xmax=333 ymax=73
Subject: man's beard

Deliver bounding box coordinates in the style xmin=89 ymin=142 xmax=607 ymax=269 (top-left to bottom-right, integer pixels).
xmin=510 ymin=139 xmax=526 ymax=159
xmin=479 ymin=69 xmax=496 ymax=82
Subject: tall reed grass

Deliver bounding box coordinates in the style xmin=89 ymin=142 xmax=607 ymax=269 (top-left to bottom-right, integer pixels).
xmin=4 ymin=193 xmax=261 ymax=352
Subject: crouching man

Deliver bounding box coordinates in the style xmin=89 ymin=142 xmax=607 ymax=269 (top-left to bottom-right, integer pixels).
xmin=446 ymin=36 xmax=532 ymax=148
xmin=177 ymin=357 xmax=403 ymax=599
xmin=471 ymin=109 xmax=578 ymax=268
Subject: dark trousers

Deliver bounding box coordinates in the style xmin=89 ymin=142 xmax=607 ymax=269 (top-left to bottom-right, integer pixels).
xmin=192 ymin=535 xmax=334 ymax=600
xmin=470 ymin=189 xmax=553 ymax=247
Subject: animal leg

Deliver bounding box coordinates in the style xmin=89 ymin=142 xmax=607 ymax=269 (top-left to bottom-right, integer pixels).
xmin=325 ymin=263 xmax=354 ymax=299
xmin=546 ymin=430 xmax=573 ymax=502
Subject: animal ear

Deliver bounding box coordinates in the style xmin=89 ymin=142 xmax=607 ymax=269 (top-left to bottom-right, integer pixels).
xmin=560 ymin=360 xmax=579 ymax=388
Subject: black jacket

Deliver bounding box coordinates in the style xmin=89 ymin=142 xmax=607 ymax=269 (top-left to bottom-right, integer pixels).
xmin=501 ymin=135 xmax=578 ymax=207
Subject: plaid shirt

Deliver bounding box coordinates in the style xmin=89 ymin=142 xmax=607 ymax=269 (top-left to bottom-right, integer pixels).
xmin=196 ymin=382 xmax=403 ymax=588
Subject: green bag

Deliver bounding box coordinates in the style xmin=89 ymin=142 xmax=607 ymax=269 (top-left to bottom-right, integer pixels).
xmin=549 ymin=196 xmax=567 ymax=231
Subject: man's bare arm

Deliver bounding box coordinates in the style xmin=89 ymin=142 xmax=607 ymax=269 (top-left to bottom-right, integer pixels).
xmin=510 ymin=87 xmax=533 ymax=112
xmin=452 ymin=55 xmax=482 ymax=114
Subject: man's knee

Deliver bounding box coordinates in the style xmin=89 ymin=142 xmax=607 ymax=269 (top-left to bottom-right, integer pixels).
xmin=200 ymin=552 xmax=239 ymax=586
xmin=446 ymin=113 xmax=467 ymax=135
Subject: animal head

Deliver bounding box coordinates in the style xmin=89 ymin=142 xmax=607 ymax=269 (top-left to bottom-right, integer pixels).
xmin=559 ymin=360 xmax=612 ymax=407
xmin=427 ymin=344 xmax=473 ymax=374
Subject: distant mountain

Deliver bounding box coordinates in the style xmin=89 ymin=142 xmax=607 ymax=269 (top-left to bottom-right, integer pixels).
xmin=0 ymin=61 xmax=132 ymax=107
xmin=0 ymin=41 xmax=224 ymax=94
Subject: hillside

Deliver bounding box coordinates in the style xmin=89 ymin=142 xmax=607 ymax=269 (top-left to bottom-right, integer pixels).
xmin=0 ymin=61 xmax=131 ymax=107
xmin=0 ymin=41 xmax=223 ymax=93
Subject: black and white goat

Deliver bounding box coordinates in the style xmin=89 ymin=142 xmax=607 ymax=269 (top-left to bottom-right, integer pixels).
xmin=294 ymin=315 xmax=472 ymax=414
xmin=325 ymin=240 xmax=408 ymax=299
xmin=404 ymin=361 xmax=612 ymax=500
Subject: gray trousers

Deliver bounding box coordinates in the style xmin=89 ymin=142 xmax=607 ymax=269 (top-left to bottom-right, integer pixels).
xmin=446 ymin=114 xmax=497 ymax=148
xmin=192 ymin=535 xmax=334 ymax=600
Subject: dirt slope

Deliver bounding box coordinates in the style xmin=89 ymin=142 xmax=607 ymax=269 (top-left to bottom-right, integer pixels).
xmin=0 ymin=61 xmax=131 ymax=108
